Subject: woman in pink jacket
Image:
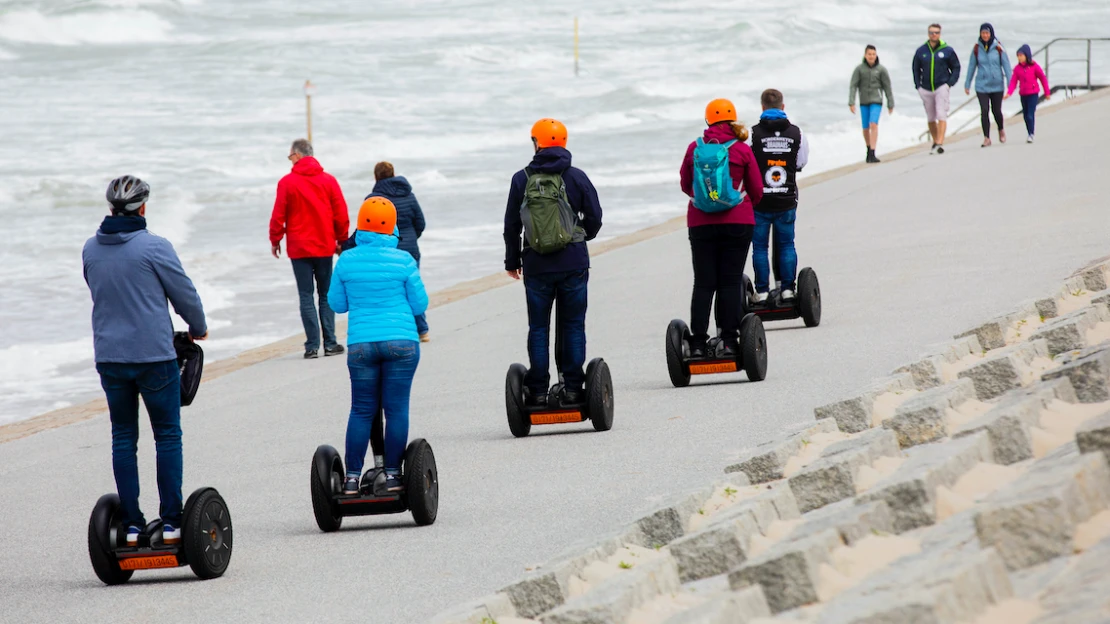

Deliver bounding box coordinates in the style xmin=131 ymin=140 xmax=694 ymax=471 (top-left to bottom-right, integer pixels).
xmin=1006 ymin=44 xmax=1050 ymax=143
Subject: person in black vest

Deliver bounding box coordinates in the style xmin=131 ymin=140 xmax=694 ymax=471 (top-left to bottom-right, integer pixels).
xmin=750 ymin=89 xmax=809 ymax=303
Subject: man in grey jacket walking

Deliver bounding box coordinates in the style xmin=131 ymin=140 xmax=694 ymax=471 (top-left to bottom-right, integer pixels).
xmin=83 ymin=175 xmax=207 ymax=546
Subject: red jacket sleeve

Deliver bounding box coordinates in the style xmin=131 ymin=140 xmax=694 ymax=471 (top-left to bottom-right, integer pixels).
xmin=329 ymin=175 xmax=349 ymax=244
xmin=269 ymin=177 xmax=288 ymax=246
xmin=734 ymin=144 xmax=764 ymax=208
xmin=680 ymin=142 xmax=695 ymax=198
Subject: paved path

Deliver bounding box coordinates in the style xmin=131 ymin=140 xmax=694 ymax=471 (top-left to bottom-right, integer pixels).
xmin=3 ymin=92 xmax=1110 ymax=623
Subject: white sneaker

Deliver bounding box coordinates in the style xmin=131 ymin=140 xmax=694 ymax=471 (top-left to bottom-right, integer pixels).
xmin=162 ymin=524 xmax=181 ymax=545
xmin=126 ymin=526 xmax=141 ymax=546
xmin=754 ymin=292 xmax=768 ymax=303
xmin=781 ymin=289 xmax=796 ymax=301
xmin=1027 ymin=135 xmax=1034 ymax=143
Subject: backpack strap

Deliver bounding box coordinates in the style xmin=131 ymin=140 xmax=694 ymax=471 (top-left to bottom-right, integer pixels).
xmin=696 ymin=138 xmax=705 ymax=147
xmin=723 ymin=140 xmax=737 ymax=149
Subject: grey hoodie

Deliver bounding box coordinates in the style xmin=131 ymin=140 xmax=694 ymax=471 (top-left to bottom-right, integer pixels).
xmin=83 ymin=223 xmax=206 ymax=363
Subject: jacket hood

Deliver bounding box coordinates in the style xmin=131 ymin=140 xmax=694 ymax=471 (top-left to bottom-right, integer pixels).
xmin=703 ymin=123 xmax=739 ymax=143
xmin=371 ymin=176 xmax=413 ymax=199
xmin=925 ymin=39 xmax=949 ymax=51
xmin=354 ymin=230 xmax=399 ymax=249
xmin=1017 ymin=44 xmax=1034 ymax=63
xmin=979 ymin=23 xmax=996 ymax=49
xmin=529 ymin=146 xmax=572 ymax=173
xmin=96 ymin=215 xmax=147 ymax=245
xmin=862 ymin=56 xmax=880 ymax=67
xmin=96 ymin=229 xmax=146 ymax=245
xmin=292 ymin=156 xmax=324 ymax=176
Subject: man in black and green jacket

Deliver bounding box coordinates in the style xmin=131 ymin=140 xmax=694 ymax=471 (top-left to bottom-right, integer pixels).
xmin=912 ymin=23 xmax=961 ymax=154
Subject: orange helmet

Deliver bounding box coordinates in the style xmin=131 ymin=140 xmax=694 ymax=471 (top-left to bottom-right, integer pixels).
xmin=704 ymin=98 xmax=737 ymax=125
xmin=531 ymin=118 xmax=568 ymax=148
xmin=356 ymin=197 xmax=397 ymax=235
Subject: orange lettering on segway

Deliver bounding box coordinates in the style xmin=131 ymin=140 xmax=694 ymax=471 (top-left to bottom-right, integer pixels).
xmin=119 ymin=555 xmax=179 ymax=571
xmin=530 ymin=411 xmax=584 ymax=425
xmin=689 ymin=361 xmax=738 ymax=375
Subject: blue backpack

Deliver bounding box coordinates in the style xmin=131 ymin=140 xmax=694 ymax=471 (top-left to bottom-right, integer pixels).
xmin=692 ymin=138 xmax=744 ymax=213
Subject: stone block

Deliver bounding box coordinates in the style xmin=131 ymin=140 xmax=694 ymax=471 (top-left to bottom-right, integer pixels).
xmin=883 ymin=379 xmax=976 ymax=448
xmin=541 ymin=555 xmax=681 ymax=624
xmin=814 ymin=374 xmax=915 ymax=434
xmin=1078 ymin=263 xmax=1110 ymax=292
xmin=728 ymin=529 xmax=843 ymax=614
xmin=789 ymin=429 xmax=901 ymax=513
xmin=708 ymin=482 xmax=801 ymax=535
xmin=955 ymin=315 xmax=1012 ymax=351
xmin=1042 ymin=342 xmax=1110 ymax=402
xmin=660 ymin=587 xmax=771 ymax=624
xmin=892 ymin=336 xmax=980 ymax=390
xmin=429 ymin=593 xmax=517 ymax=624
xmin=725 ymin=419 xmax=840 ymax=484
xmin=1032 ymin=538 xmax=1110 ymax=623
xmin=951 ymin=385 xmax=1062 ymax=464
xmin=975 ymin=452 xmax=1110 ymax=570
xmin=957 ymin=340 xmax=1050 ymax=400
xmin=1076 ymin=409 xmax=1110 ymax=459
xmin=1091 ymin=288 xmax=1110 ymax=308
xmin=635 ymin=484 xmax=716 ymax=548
xmin=670 ymin=509 xmax=761 ymax=583
xmin=1029 ymin=304 xmax=1110 ymax=357
xmin=1036 ymin=294 xmax=1060 ymax=320
xmin=787 ymin=499 xmax=895 ymax=545
xmin=859 ymin=433 xmax=992 ymax=533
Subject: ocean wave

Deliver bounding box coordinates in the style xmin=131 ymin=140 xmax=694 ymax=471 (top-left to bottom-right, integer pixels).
xmin=0 ymin=8 xmax=175 ymax=46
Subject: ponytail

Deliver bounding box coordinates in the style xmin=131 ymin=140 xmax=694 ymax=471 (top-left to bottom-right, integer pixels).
xmin=730 ymin=122 xmax=749 ymax=142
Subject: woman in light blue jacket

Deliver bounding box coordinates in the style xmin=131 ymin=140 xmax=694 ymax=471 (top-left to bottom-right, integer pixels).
xmin=328 ymin=197 xmax=429 ymax=494
xmin=964 ymin=22 xmax=1013 ymax=147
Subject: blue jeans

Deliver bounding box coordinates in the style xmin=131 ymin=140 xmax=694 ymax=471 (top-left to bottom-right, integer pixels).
xmin=415 ymin=313 xmax=428 ymax=336
xmin=96 ymin=360 xmax=183 ymax=528
xmin=753 ymin=209 xmax=798 ymax=293
xmin=345 ymin=340 xmax=420 ymax=475
xmin=291 ymin=257 xmax=337 ymax=351
xmin=523 ymin=269 xmax=588 ymax=395
xmin=1020 ymin=93 xmax=1039 ymax=136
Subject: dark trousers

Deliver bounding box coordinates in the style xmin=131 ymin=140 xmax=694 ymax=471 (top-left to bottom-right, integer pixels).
xmin=977 ymin=91 xmax=1004 ymax=137
xmin=689 ymin=224 xmax=753 ymax=347
xmin=291 ymin=257 xmax=337 ymax=351
xmin=523 ymin=269 xmax=589 ymax=395
xmin=96 ymin=360 xmax=183 ymax=528
xmin=1020 ymin=94 xmax=1039 ymax=136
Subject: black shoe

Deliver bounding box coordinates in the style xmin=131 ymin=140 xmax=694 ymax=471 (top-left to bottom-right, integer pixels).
xmin=689 ymin=341 xmax=707 ymax=359
xmin=383 ymin=473 xmax=404 ymax=493
xmin=560 ymin=388 xmax=584 ymax=406
xmin=304 ymin=350 xmax=319 ymax=359
xmin=866 ymin=148 xmax=875 ymax=163
xmin=872 ymin=152 xmax=881 ymax=162
xmin=936 ymin=145 xmax=945 ymax=155
xmin=717 ymin=342 xmax=737 ymax=359
xmin=524 ymin=389 xmax=548 ymax=409
xmin=324 ymin=345 xmax=345 ymax=357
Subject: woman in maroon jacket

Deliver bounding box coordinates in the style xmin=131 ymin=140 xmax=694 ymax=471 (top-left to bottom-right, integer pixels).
xmin=679 ymin=98 xmax=764 ymax=358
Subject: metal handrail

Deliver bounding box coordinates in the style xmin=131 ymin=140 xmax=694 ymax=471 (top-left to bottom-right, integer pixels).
xmin=917 ymin=37 xmax=1110 ymax=141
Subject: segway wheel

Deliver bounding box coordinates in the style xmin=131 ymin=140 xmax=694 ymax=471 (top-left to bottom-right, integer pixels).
xmin=798 ymin=268 xmax=821 ymax=327
xmin=587 ymin=358 xmax=614 ymax=432
xmin=87 ymin=493 xmax=133 ymax=585
xmin=665 ymin=319 xmax=691 ymax=388
xmin=739 ymin=313 xmax=768 ymax=382
xmin=505 ymin=363 xmax=531 ymax=438
xmin=182 ymin=487 xmax=232 ymax=580
xmin=741 ymin=274 xmax=756 ymax=315
xmin=311 ymin=445 xmax=344 ymax=532
xmin=404 ymin=439 xmax=439 ymax=526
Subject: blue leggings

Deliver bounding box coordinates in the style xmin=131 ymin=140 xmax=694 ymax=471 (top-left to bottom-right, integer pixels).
xmin=1020 ymin=94 xmax=1039 ymax=136
xmin=345 ymin=340 xmax=419 ymax=476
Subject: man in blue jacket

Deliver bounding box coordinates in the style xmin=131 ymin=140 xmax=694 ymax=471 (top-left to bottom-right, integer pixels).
xmin=83 ymin=175 xmax=207 ymax=547
xmin=913 ymin=23 xmax=961 ymax=154
xmin=504 ymin=119 xmax=603 ymax=407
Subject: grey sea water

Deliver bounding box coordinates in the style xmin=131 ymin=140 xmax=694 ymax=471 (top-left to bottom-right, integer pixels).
xmin=1 ymin=0 xmax=1107 ymax=423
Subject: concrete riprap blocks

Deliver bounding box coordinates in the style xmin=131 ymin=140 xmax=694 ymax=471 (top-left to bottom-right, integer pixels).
xmin=1030 ymin=538 xmax=1110 ymax=624
xmin=1042 ymin=342 xmax=1110 ymax=402
xmin=1091 ymin=288 xmax=1110 ymax=308
xmin=669 ymin=508 xmax=761 ymax=583
xmin=660 ymin=587 xmax=771 ymax=624
xmin=814 ymin=374 xmax=915 ymax=434
xmin=975 ymin=451 xmax=1110 ymax=570
xmin=1029 ymin=304 xmax=1110 ymax=357
xmin=635 ymin=484 xmax=719 ymax=549
xmin=882 ymin=378 xmax=976 ymax=448
xmin=957 ymin=339 xmax=1050 ymax=400
xmin=725 ymin=419 xmax=840 ymax=484
xmin=950 ymin=379 xmax=1075 ymax=464
xmin=894 ymin=336 xmax=983 ymax=390
xmin=705 ymin=482 xmax=801 ymax=537
xmin=429 ymin=593 xmax=517 ymax=624
xmin=789 ymin=428 xmax=901 ymax=513
xmin=540 ymin=554 xmax=681 ymax=624
xmin=1076 ymin=409 xmax=1110 ymax=459
xmin=859 ymin=432 xmax=993 ymax=533
xmin=787 ymin=499 xmax=895 ymax=546
xmin=955 ymin=306 xmax=1033 ymax=351
xmin=728 ymin=529 xmax=843 ymax=614
xmin=1075 ymin=261 xmax=1110 ymax=292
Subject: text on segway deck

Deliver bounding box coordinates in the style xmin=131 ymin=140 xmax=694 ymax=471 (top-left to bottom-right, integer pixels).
xmin=689 ymin=361 xmax=739 ymax=375
xmin=118 ymin=555 xmax=179 ymax=571
xmin=530 ymin=410 xmax=585 ymax=425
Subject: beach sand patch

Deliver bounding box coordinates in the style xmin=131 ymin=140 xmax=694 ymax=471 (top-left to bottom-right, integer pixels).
xmin=945 ymin=399 xmax=993 ymax=431
xmin=688 ymin=483 xmax=768 ymax=532
xmin=567 ymin=544 xmax=662 ymax=598
xmin=970 ymin=599 xmax=1043 ymax=624
xmin=870 ymin=390 xmax=919 ymax=427
xmin=1006 ymin=316 xmax=1044 ymax=344
xmin=1031 ymin=399 xmax=1110 ymax=457
xmin=782 ymin=431 xmax=853 ymax=477
xmin=935 ymin=462 xmax=1024 ymax=521
xmin=816 ymin=535 xmax=921 ymax=602
xmin=855 ymin=455 xmax=906 ymax=494
xmin=1074 ymin=509 xmax=1110 ymax=552
xmin=746 ymin=519 xmax=804 ymax=559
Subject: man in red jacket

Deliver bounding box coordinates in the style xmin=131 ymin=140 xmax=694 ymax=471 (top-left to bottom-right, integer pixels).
xmin=269 ymin=139 xmax=350 ymax=359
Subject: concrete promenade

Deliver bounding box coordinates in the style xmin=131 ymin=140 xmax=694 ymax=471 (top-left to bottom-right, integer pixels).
xmin=2 ymin=90 xmax=1109 ymax=623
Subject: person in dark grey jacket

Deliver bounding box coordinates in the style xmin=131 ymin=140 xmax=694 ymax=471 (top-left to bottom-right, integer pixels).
xmin=849 ymin=44 xmax=895 ymax=163
xmin=82 ymin=175 xmax=207 ymax=548
xmin=367 ymin=162 xmax=429 ymax=340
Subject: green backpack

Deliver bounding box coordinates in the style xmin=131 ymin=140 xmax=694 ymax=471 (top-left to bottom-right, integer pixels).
xmin=520 ymin=168 xmax=585 ymax=255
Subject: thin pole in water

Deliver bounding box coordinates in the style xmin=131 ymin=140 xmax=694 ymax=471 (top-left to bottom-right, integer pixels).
xmin=304 ymin=80 xmax=315 ymax=142
xmin=574 ymin=17 xmax=579 ymax=77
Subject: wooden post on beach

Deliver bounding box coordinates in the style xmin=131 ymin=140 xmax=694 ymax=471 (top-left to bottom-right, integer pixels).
xmin=574 ymin=17 xmax=579 ymax=77
xmin=304 ymin=80 xmax=315 ymax=142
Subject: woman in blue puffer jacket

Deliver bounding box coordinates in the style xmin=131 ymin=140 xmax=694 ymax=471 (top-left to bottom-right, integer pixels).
xmin=328 ymin=196 xmax=429 ymax=494
xmin=368 ymin=161 xmax=430 ymax=341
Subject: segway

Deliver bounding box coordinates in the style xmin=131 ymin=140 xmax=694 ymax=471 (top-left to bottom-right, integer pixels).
xmin=504 ymin=310 xmax=614 ymax=438
xmin=87 ymin=487 xmax=232 ymax=585
xmin=742 ymin=267 xmax=821 ymax=327
xmin=310 ymin=409 xmax=438 ymax=532
xmin=665 ymin=308 xmax=768 ymax=388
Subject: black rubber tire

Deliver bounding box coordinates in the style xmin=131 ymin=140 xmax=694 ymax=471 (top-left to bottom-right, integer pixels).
xmin=587 ymin=358 xmax=614 ymax=432
xmin=87 ymin=493 xmax=133 ymax=585
xmin=741 ymin=274 xmax=756 ymax=315
xmin=404 ymin=439 xmax=439 ymax=526
xmin=182 ymin=487 xmax=233 ymax=580
xmin=798 ymin=267 xmax=821 ymax=327
xmin=666 ymin=319 xmax=691 ymax=388
xmin=310 ymin=445 xmax=344 ymax=532
xmin=505 ymin=363 xmax=531 ymax=438
xmin=739 ymin=313 xmax=768 ymax=382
